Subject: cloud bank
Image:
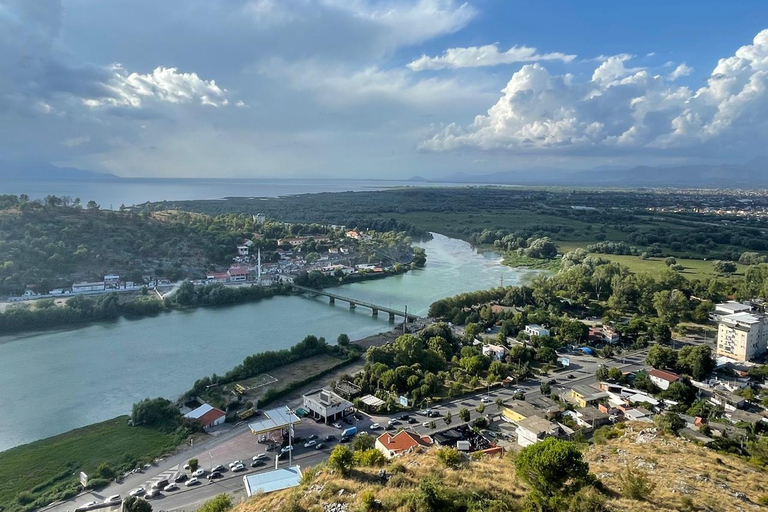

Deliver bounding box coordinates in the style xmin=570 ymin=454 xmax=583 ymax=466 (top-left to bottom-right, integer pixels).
xmin=408 ymin=43 xmax=576 ymax=71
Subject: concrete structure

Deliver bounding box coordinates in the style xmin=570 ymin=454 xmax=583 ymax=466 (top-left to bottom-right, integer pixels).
xmin=248 ymin=407 xmax=301 ymax=435
xmin=515 ymin=416 xmax=560 ymax=447
xmin=714 ymin=301 xmax=751 ymax=318
xmin=183 ymin=403 xmax=226 ymax=430
xmin=237 ymin=244 xmax=249 ymax=256
xmin=624 ymin=408 xmax=654 ymax=423
xmin=302 ymin=388 xmax=352 ymax=424
xmin=104 ymin=275 xmax=120 ymax=288
xmin=525 ymin=324 xmax=550 ymax=337
xmin=482 ymin=344 xmax=509 ymax=361
xmin=291 ymin=284 xmax=420 ymax=321
xmin=375 ymin=430 xmax=432 ymax=459
xmin=228 ymin=264 xmax=249 ymax=282
xmin=72 ymin=281 xmax=105 ymax=293
xmin=568 ymin=385 xmax=609 ymax=408
xmin=243 ymin=466 xmax=302 ymax=497
xmin=717 ymin=312 xmax=768 ymax=362
xmin=649 ymin=369 xmax=681 ymax=391
xmin=574 ymin=407 xmax=610 ymax=428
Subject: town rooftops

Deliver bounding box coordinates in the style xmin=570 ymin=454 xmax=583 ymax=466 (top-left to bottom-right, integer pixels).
xmin=376 ymin=430 xmax=432 ymax=454
xmin=649 ymin=368 xmax=681 ymax=383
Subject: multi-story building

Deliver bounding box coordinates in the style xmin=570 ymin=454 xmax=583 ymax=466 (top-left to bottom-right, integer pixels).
xmin=716 ymin=312 xmax=768 ymax=362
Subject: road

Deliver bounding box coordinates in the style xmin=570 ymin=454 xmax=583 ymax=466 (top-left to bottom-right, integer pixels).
xmin=45 ymin=348 xmax=651 ymax=512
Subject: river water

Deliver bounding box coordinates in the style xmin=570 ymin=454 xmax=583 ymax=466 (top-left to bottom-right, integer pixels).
xmin=0 ymin=234 xmax=533 ymax=451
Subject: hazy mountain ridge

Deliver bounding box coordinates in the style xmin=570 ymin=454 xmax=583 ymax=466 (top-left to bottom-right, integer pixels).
xmin=0 ymin=161 xmax=118 ymax=181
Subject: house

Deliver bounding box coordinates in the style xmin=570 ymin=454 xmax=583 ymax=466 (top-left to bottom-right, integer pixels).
xmin=254 ymin=213 xmax=266 ymax=224
xmin=624 ymin=407 xmax=654 ymax=423
xmin=345 ymin=230 xmax=361 ymax=239
xmin=482 ymin=344 xmax=509 ymax=361
xmin=302 ymin=388 xmax=352 ymax=424
xmin=649 ymin=369 xmax=681 ymax=391
xmin=573 ymin=407 xmax=610 ymax=428
xmin=184 ymin=403 xmax=226 ymax=430
xmin=601 ymin=326 xmax=620 ymax=343
xmin=709 ymin=390 xmax=746 ymax=411
xmin=237 ymin=244 xmax=250 ymax=256
xmin=104 ymin=275 xmax=120 ymax=289
xmin=207 ymin=271 xmax=229 ymax=283
xmin=568 ymin=385 xmax=609 ymax=408
xmin=72 ymin=281 xmax=105 ymax=293
xmin=716 ymin=312 xmax=768 ymax=362
xmin=375 ymin=430 xmax=432 ymax=459
xmin=228 ymin=265 xmax=249 ymax=282
xmin=515 ymin=416 xmax=560 ymax=447
xmin=525 ymin=324 xmax=550 ymax=337
xmin=278 ymin=237 xmax=309 ymax=247
xmin=501 ymin=400 xmax=542 ymax=424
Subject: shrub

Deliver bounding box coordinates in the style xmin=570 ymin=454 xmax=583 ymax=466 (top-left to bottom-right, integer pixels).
xmin=96 ymin=463 xmax=116 ymax=480
xmin=361 ymin=490 xmax=377 ymax=511
xmin=619 ymin=465 xmax=655 ymax=500
xmin=353 ymin=448 xmax=386 ymax=467
xmin=188 ymin=458 xmax=199 ymax=471
xmin=85 ymin=478 xmax=110 ymax=490
xmin=388 ymin=473 xmax=409 ymax=488
xmin=592 ymin=426 xmax=619 ymax=445
xmin=436 ymin=447 xmax=463 ymax=469
xmin=569 ymin=486 xmax=606 ymax=512
xmin=17 ymin=491 xmax=34 ymax=505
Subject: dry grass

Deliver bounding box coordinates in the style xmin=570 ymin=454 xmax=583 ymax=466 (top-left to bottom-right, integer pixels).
xmin=234 ymin=426 xmax=768 ymax=512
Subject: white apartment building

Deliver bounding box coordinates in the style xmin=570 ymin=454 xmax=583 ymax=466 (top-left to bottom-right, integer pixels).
xmin=717 ymin=312 xmax=768 ymax=362
xmin=525 ymin=324 xmax=550 ymax=337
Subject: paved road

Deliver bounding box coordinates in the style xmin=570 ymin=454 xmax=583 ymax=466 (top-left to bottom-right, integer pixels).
xmin=45 ymin=348 xmax=650 ymax=512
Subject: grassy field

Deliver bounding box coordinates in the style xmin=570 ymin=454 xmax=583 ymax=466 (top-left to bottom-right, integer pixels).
xmin=0 ymin=417 xmax=179 ymax=512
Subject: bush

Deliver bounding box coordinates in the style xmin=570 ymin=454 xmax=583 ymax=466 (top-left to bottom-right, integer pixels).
xmin=569 ymin=486 xmax=606 ymax=512
xmin=85 ymin=478 xmax=110 ymax=490
xmin=436 ymin=447 xmax=463 ymax=469
xmin=388 ymin=473 xmax=409 ymax=488
xmin=198 ymin=494 xmax=233 ymax=512
xmin=619 ymin=465 xmax=655 ymax=500
xmin=188 ymin=458 xmax=199 ymax=471
xmin=592 ymin=426 xmax=620 ymax=445
xmin=361 ymin=490 xmax=377 ymax=511
xmin=16 ymin=491 xmax=34 ymax=505
xmin=96 ymin=463 xmax=116 ymax=479
xmin=353 ymin=448 xmax=386 ymax=467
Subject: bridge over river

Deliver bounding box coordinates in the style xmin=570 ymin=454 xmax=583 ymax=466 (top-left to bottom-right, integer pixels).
xmin=291 ymin=284 xmax=420 ymax=322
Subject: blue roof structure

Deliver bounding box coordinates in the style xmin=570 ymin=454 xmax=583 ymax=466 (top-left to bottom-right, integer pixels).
xmin=243 ymin=466 xmax=302 ymax=496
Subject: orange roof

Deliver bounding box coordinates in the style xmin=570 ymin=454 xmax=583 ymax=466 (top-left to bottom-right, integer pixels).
xmin=649 ymin=368 xmax=680 ymax=383
xmin=377 ymin=430 xmax=432 ymax=454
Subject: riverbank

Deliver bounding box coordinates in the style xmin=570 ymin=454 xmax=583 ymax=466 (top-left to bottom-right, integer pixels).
xmin=0 ymin=327 xmax=401 ymax=512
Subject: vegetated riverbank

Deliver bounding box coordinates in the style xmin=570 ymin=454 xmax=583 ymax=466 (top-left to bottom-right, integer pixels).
xmin=0 ymin=263 xmax=418 ymax=336
xmin=0 ymin=326 xmax=397 ymax=512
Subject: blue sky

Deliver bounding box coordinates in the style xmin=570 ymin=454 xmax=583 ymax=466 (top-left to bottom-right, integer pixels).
xmin=2 ymin=0 xmax=768 ymax=178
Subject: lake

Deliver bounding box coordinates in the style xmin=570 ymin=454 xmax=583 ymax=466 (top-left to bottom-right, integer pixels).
xmin=0 ymin=234 xmax=534 ymax=451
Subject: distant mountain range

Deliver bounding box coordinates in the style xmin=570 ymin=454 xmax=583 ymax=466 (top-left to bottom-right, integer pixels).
xmin=426 ymin=157 xmax=768 ymax=189
xmin=0 ymin=161 xmax=118 ymax=181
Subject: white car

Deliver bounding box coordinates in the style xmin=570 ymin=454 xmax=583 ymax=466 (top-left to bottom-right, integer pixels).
xmin=185 ymin=477 xmax=200 ymax=487
xmin=192 ymin=468 xmax=205 ymax=477
xmin=129 ymin=487 xmax=145 ymax=497
xmin=480 ymin=397 xmax=491 ymax=403
xmin=228 ymin=460 xmax=244 ymax=468
xmin=253 ymin=453 xmax=268 ymax=461
xmin=183 ymin=463 xmax=190 ymax=470
xmin=422 ymin=421 xmax=431 ymax=428
xmin=163 ymin=484 xmax=179 ymax=492
xmin=281 ymin=445 xmax=294 ymax=453
xmin=145 ymin=489 xmax=159 ymax=499
xmin=304 ymin=440 xmax=317 ymax=448
xmin=103 ymin=495 xmax=121 ymax=505
xmin=232 ymin=463 xmax=246 ymax=472
xmin=332 ymin=422 xmax=343 ymax=429
xmin=370 ymin=422 xmax=381 ymax=429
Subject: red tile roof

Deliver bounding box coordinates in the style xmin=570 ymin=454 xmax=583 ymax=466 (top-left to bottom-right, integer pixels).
xmin=377 ymin=430 xmax=432 ymax=455
xmin=649 ymin=368 xmax=680 ymax=383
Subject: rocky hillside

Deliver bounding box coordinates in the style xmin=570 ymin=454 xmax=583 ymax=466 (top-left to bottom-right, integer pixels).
xmin=234 ymin=425 xmax=768 ymax=512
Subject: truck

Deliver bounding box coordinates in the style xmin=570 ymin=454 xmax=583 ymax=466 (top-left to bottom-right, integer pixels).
xmin=341 ymin=426 xmax=357 ymax=438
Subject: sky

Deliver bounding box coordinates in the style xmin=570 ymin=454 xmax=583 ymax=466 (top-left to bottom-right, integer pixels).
xmin=1 ymin=0 xmax=768 ymax=179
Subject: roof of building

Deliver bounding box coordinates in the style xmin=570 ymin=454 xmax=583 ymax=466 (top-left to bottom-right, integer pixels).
xmin=248 ymin=407 xmax=301 ymax=435
xmin=721 ymin=312 xmax=764 ymax=326
xmin=571 ymin=385 xmax=608 ymax=400
xmin=243 ymin=466 xmax=302 ymax=496
xmin=377 ymin=430 xmax=432 ymax=453
xmin=304 ymin=388 xmax=352 ymax=408
xmin=504 ymin=400 xmax=542 ymax=419
xmin=516 ymin=416 xmax=559 ymax=435
xmin=576 ymin=407 xmax=609 ymax=421
xmin=716 ymin=301 xmax=751 ymax=313
xmin=483 ymin=344 xmax=508 ymax=352
xmin=624 ymin=408 xmax=652 ymax=420
xmin=360 ymin=394 xmax=386 ymax=407
xmin=73 ymin=281 xmax=104 ymax=287
xmin=649 ymin=368 xmax=681 ymax=383
xmin=184 ymin=403 xmax=226 ymax=425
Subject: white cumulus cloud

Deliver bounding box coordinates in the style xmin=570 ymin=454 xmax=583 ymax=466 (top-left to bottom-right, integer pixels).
xmin=668 ymin=62 xmax=693 ymax=80
xmin=82 ymin=65 xmax=228 ymax=108
xmin=421 ymin=28 xmax=768 ymax=157
xmin=407 ymin=43 xmax=576 ymax=71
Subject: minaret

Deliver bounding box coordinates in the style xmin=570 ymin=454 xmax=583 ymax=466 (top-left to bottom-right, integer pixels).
xmin=257 ymin=247 xmax=262 ymax=284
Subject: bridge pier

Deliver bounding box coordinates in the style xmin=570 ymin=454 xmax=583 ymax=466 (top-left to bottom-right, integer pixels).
xmin=349 ymin=302 xmax=356 ymax=310
xmin=372 ymin=308 xmax=378 ymax=316
xmin=329 ymin=297 xmax=335 ymax=305
xmin=389 ymin=312 xmax=395 ymax=321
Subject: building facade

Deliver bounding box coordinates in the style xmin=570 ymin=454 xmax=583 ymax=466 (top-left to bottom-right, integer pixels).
xmin=716 ymin=312 xmax=768 ymax=362
xmin=302 ymin=388 xmax=352 ymax=424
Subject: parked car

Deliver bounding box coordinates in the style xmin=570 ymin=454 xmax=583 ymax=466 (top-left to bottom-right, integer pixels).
xmin=324 ymin=434 xmax=337 ymax=442
xmin=253 ymin=453 xmax=269 ymax=461
xmin=354 ymin=413 xmax=363 ymax=420
xmin=151 ymin=478 xmax=169 ymax=490
xmin=370 ymin=422 xmax=381 ymax=429
xmin=315 ymin=443 xmax=326 ymax=450
xmin=344 ymin=417 xmax=354 ymax=425
xmin=207 ymin=471 xmax=222 ymax=480
xmin=567 ymin=374 xmax=575 ymax=379
xmin=192 ymin=468 xmax=205 ymax=477
xmin=387 ymin=419 xmax=400 ymax=426
xmin=340 ymin=435 xmax=351 ymax=443
xmin=183 ymin=463 xmax=190 ymax=470
xmin=332 ymin=422 xmax=343 ymax=429
xmin=384 ymin=424 xmax=395 ymax=431
xmin=185 ymin=477 xmax=199 ymax=487
xmin=427 ymin=411 xmax=441 ymax=418
xmin=281 ymin=445 xmax=294 ymax=453
xmin=228 ymin=460 xmax=243 ymax=469
xmin=308 ymin=434 xmax=318 ymax=440
xmin=174 ymin=473 xmax=188 ymax=483
xmin=129 ymin=488 xmax=145 ymax=497
xmin=251 ymin=459 xmax=266 ymax=468
xmin=164 ymin=483 xmax=179 ymax=492
xmin=480 ymin=397 xmax=491 ymax=403
xmin=103 ymin=495 xmax=121 ymax=505
xmin=407 ymin=418 xmax=417 ymax=424
xmin=145 ymin=489 xmax=159 ymax=499
xmin=548 ymin=379 xmax=557 ymax=385
xmin=304 ymin=440 xmax=317 ymax=448
xmin=399 ymin=414 xmax=410 ymax=420
xmin=232 ymin=463 xmax=246 ymax=472
xmin=422 ymin=421 xmax=431 ymax=428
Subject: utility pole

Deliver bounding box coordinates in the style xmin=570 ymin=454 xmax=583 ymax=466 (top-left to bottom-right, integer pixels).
xmin=403 ymin=305 xmax=408 ymax=335
xmin=257 ymin=247 xmax=262 ymax=284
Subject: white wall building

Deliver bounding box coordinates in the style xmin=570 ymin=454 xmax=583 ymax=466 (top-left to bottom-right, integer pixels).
xmin=515 ymin=416 xmax=559 ymax=447
xmin=714 ymin=301 xmax=751 ymax=318
xmin=717 ymin=312 xmax=768 ymax=362
xmin=525 ymin=324 xmax=550 ymax=337
xmin=302 ymin=388 xmax=352 ymax=424
xmin=482 ymin=344 xmax=509 ymax=361
xmin=72 ymin=281 xmax=105 ymax=293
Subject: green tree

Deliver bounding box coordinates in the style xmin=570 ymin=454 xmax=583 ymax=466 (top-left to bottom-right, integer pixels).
xmin=655 ymin=412 xmax=685 ymax=433
xmin=131 ymin=397 xmax=181 ymax=428
xmin=653 ymin=289 xmax=689 ymax=326
xmin=443 ymin=411 xmax=452 ymax=425
xmin=436 ymin=447 xmax=463 ymax=469
xmin=123 ymin=497 xmax=152 ymax=512
xmin=515 ymin=438 xmax=592 ymax=508
xmin=476 ymin=404 xmax=485 ymax=414
xmin=646 ymin=344 xmax=678 ymax=370
xmin=458 ymin=408 xmax=470 ymax=422
xmin=188 ymin=458 xmax=199 ymax=471
xmin=595 ymin=366 xmax=609 ymax=382
xmin=198 ymin=494 xmax=233 ymax=512
xmin=713 ymin=260 xmax=737 ymax=275
xmin=352 ymin=433 xmax=375 ymax=452
xmin=677 ymin=345 xmax=715 ymax=381
xmin=337 ymin=333 xmax=350 ymax=346
xmin=328 ymin=445 xmax=354 ymax=476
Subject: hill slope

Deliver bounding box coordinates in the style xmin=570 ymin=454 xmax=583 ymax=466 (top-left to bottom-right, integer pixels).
xmin=235 ymin=426 xmax=768 ymax=512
